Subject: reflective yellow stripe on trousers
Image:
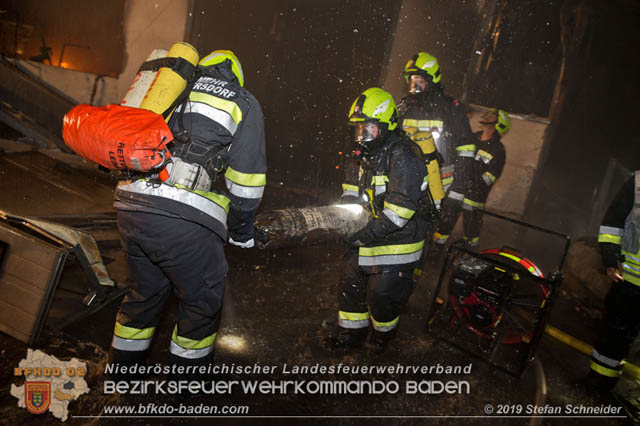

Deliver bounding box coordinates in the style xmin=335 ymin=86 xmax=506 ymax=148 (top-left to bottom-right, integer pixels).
xmin=590 ymin=360 xmax=623 ymax=378
xmin=112 ymin=322 xmax=156 ymax=351
xmin=338 ymin=311 xmax=369 ymax=329
xmin=370 ymin=314 xmax=399 ymax=332
xmin=170 ymin=325 xmax=217 ymax=359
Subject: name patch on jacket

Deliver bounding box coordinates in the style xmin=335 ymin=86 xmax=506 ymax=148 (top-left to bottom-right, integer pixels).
xmin=193 ymin=77 xmax=238 ymax=99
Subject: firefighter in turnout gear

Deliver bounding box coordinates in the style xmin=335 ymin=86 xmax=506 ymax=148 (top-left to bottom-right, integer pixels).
xmin=110 ymin=50 xmax=266 ymax=369
xmin=329 ymin=88 xmax=429 ymax=352
xmin=587 ymin=171 xmax=640 ymax=391
xmin=397 ymin=52 xmax=474 ymax=208
xmin=432 ymin=108 xmax=509 ymax=250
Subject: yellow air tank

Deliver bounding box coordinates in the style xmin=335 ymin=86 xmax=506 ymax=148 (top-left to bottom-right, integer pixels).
xmin=121 ymin=48 xmax=168 ymax=108
xmin=139 ymin=42 xmax=199 ymax=120
xmin=404 ymin=127 xmax=445 ymax=202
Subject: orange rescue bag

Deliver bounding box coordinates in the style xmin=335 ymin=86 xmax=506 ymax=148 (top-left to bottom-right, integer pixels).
xmin=62 ymin=104 xmax=173 ymax=171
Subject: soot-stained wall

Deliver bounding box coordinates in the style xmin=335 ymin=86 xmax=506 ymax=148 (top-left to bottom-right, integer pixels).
xmin=462 ymin=0 xmax=563 ymax=117
xmin=524 ymin=0 xmax=640 ymax=242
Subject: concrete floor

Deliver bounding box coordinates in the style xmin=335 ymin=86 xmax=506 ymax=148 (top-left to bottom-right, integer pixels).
xmin=0 ymin=139 xmax=635 ymax=425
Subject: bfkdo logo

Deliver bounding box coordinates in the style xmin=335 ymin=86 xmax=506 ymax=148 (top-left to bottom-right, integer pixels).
xmin=11 ymin=349 xmax=90 ymax=421
xmin=25 ymin=381 xmax=51 ymax=415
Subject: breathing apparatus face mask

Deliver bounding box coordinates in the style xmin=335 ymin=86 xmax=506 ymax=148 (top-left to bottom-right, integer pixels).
xmin=353 ymin=122 xmax=380 ymax=143
xmin=351 ymin=121 xmax=384 ymax=155
xmin=408 ymin=75 xmax=428 ymax=94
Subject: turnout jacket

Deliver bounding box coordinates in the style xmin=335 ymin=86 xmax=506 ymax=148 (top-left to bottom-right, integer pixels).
xmin=450 ymin=131 xmax=506 ymax=208
xmin=398 ymin=87 xmax=474 ymax=192
xmin=341 ymin=132 xmax=429 ymax=271
xmin=598 ymin=173 xmax=640 ymax=286
xmin=114 ymin=66 xmax=267 ymax=242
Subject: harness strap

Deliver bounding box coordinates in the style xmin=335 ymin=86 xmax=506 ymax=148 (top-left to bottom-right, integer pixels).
xmin=137 ymin=57 xmax=196 ymax=82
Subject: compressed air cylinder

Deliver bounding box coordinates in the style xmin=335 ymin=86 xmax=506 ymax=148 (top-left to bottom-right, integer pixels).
xmin=255 ymin=204 xmax=372 ymax=249
xmin=139 ymin=42 xmax=199 ymax=119
xmin=120 ymin=48 xmax=168 ymax=108
xmin=410 ymin=130 xmax=445 ymax=201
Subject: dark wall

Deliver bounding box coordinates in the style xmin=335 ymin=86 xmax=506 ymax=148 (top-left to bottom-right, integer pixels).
xmin=186 ymin=0 xmax=566 ymax=202
xmin=187 ymin=0 xmax=400 ymax=200
xmin=1 ymin=0 xmax=125 ymax=76
xmin=380 ymin=0 xmax=481 ymax=102
xmin=463 ymin=0 xmax=563 ymax=116
xmin=524 ymin=0 xmax=640 ymax=241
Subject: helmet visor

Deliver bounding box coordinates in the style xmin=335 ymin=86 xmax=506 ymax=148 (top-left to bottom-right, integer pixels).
xmin=408 ymin=75 xmax=428 ymax=94
xmin=351 ymin=122 xmax=380 ymax=144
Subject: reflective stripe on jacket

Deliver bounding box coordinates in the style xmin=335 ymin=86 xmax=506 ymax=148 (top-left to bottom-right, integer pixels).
xmin=599 ymin=171 xmax=640 ymax=286
xmin=621 ymin=172 xmax=640 ymax=286
xmin=398 ymin=89 xmax=473 ymax=181
xmin=115 ymin=66 xmax=266 ymax=242
xmin=340 ymin=133 xmax=428 ymax=270
xmin=115 ymin=179 xmax=230 ymax=239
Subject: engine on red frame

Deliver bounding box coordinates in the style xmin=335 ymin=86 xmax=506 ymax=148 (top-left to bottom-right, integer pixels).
xmin=448 ymin=253 xmax=513 ymax=331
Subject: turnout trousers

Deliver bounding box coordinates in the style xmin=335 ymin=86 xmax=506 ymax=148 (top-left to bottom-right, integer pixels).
xmin=111 ymin=210 xmax=228 ymax=367
xmin=337 ymin=249 xmax=414 ymax=339
xmin=590 ymin=279 xmax=640 ymax=388
xmin=434 ymin=186 xmax=489 ymax=248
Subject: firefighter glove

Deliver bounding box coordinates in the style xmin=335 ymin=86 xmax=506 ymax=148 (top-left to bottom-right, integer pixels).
xmin=229 ymin=235 xmax=255 ymax=248
xmin=344 ymin=227 xmax=374 ymax=247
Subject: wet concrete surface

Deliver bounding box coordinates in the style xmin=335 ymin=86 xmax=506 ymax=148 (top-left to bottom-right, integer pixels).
xmin=0 ymin=142 xmax=636 ymax=425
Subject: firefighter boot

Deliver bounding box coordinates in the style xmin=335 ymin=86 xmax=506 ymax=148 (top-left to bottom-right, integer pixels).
xmin=324 ymin=327 xmax=368 ymax=350
xmin=109 ymin=347 xmax=148 ymax=366
xmin=108 ymin=347 xmax=148 ymax=380
xmin=369 ymin=328 xmax=398 ymax=355
xmin=576 ymin=370 xmax=619 ymax=395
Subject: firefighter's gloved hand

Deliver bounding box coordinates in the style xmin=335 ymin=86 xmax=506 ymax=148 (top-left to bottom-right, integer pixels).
xmin=344 ymin=234 xmax=365 ymax=246
xmin=344 ymin=227 xmax=373 ymax=247
xmin=229 ymin=227 xmax=269 ymax=249
xmin=229 ymin=235 xmax=255 ymax=248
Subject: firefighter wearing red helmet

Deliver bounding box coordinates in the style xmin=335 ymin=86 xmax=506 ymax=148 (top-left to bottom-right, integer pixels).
xmin=110 ymin=50 xmax=267 ymax=370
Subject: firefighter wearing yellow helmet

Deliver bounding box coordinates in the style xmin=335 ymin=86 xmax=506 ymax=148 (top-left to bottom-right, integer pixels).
xmin=433 ymin=108 xmax=509 ymax=250
xmin=110 ymin=49 xmax=267 ymax=371
xmin=329 ymin=87 xmax=430 ymax=352
xmin=398 ymin=52 xmax=474 ymax=204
